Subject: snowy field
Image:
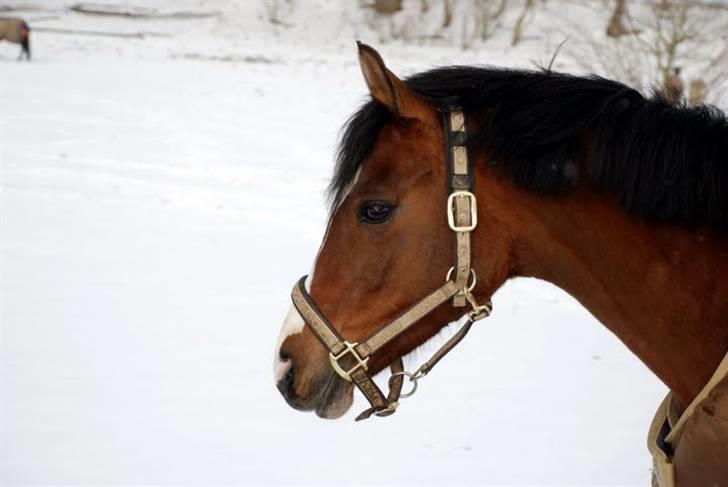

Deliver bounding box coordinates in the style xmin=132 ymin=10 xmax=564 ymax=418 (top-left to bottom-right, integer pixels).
xmin=0 ymin=1 xmax=679 ymax=486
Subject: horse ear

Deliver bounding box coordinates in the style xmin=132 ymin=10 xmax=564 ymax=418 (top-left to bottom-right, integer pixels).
xmin=357 ymin=42 xmax=430 ymax=120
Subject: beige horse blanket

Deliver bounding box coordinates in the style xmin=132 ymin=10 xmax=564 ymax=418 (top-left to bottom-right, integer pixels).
xmin=649 ymin=354 xmax=728 ymax=486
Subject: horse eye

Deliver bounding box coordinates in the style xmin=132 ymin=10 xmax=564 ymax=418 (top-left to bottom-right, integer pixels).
xmin=358 ymin=201 xmax=395 ymax=224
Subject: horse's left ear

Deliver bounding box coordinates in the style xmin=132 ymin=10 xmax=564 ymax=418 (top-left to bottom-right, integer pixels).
xmin=357 ymin=42 xmax=431 ymax=121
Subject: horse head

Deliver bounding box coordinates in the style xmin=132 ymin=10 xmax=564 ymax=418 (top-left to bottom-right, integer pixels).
xmin=273 ymin=44 xmax=511 ymax=418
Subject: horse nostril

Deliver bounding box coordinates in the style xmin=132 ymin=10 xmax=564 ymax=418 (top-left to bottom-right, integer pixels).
xmin=277 ymin=362 xmax=295 ymax=398
xmin=276 ymin=350 xmax=295 ymax=397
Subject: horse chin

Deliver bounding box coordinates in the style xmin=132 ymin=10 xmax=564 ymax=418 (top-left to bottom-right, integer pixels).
xmin=315 ymin=376 xmax=354 ymax=419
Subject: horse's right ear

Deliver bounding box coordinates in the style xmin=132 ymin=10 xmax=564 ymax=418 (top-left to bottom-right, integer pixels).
xmin=357 ymin=42 xmax=430 ymax=121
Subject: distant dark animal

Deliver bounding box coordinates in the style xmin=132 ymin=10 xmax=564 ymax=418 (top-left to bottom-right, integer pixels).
xmin=0 ymin=17 xmax=31 ymax=60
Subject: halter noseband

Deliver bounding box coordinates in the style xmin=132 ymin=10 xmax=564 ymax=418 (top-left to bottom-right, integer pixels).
xmin=290 ymin=99 xmax=492 ymax=421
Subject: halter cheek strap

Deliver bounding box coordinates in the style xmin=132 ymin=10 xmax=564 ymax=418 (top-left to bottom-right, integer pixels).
xmin=290 ymin=100 xmax=492 ymax=420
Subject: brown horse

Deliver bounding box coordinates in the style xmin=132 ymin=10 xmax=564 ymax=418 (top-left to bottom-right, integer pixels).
xmin=274 ymin=44 xmax=728 ymax=486
xmin=0 ymin=17 xmax=30 ymax=60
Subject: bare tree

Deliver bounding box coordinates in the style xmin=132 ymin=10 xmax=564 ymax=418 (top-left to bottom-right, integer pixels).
xmin=607 ymin=0 xmax=629 ymax=37
xmin=646 ymin=2 xmax=694 ymax=86
xmin=511 ymin=0 xmax=536 ymax=47
xmin=442 ymin=0 xmax=453 ymax=28
xmin=261 ymin=0 xmax=293 ymax=26
xmin=360 ymin=0 xmax=512 ymax=49
xmin=373 ymin=0 xmax=402 ymax=15
xmin=480 ymin=0 xmax=508 ymax=40
xmin=567 ymin=0 xmax=728 ymax=106
xmin=462 ymin=0 xmax=510 ymax=49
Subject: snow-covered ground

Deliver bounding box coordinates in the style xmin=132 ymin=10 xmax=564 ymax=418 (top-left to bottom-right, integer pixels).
xmin=0 ymin=2 xmax=680 ymax=485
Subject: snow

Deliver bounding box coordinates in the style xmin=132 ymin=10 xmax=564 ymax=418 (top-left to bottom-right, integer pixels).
xmin=0 ymin=1 xmax=676 ymax=485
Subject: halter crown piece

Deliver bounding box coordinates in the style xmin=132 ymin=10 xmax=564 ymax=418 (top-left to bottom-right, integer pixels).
xmin=291 ymin=98 xmax=493 ymax=421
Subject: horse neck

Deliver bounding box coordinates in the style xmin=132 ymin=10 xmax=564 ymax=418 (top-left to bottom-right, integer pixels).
xmin=475 ymin=172 xmax=728 ymax=409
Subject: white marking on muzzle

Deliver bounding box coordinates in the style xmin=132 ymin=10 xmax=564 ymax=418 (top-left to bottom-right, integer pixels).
xmin=273 ymin=275 xmax=312 ymax=384
xmin=273 ymin=168 xmax=361 ymax=385
xmin=273 ymin=299 xmax=306 ymax=384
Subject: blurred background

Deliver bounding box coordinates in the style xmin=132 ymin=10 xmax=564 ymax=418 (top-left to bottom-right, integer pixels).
xmin=1 ymin=1 xmax=726 ymax=486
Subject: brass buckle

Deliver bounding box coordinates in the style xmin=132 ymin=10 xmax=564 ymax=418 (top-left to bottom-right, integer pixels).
xmin=447 ymin=191 xmax=478 ymax=232
xmin=329 ymin=341 xmax=369 ymax=382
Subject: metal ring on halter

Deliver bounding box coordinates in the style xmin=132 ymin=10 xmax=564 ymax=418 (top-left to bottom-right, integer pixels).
xmin=445 ymin=266 xmax=477 ymax=292
xmin=389 ymin=371 xmax=419 ymax=398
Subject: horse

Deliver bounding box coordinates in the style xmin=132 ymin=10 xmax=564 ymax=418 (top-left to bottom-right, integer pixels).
xmin=0 ymin=17 xmax=30 ymax=61
xmin=274 ymin=43 xmax=728 ymax=486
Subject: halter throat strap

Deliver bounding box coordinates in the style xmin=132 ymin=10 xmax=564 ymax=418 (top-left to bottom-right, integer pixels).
xmin=289 ymin=101 xmax=491 ymax=420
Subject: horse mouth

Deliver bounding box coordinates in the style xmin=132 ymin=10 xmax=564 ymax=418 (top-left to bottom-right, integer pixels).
xmin=314 ymin=373 xmax=354 ymax=419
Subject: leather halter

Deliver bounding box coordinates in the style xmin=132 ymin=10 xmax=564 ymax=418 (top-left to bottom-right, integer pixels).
xmin=290 ymin=99 xmax=492 ymax=421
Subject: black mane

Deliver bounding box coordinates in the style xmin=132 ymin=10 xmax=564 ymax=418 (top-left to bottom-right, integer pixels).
xmin=330 ymin=66 xmax=728 ymax=230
